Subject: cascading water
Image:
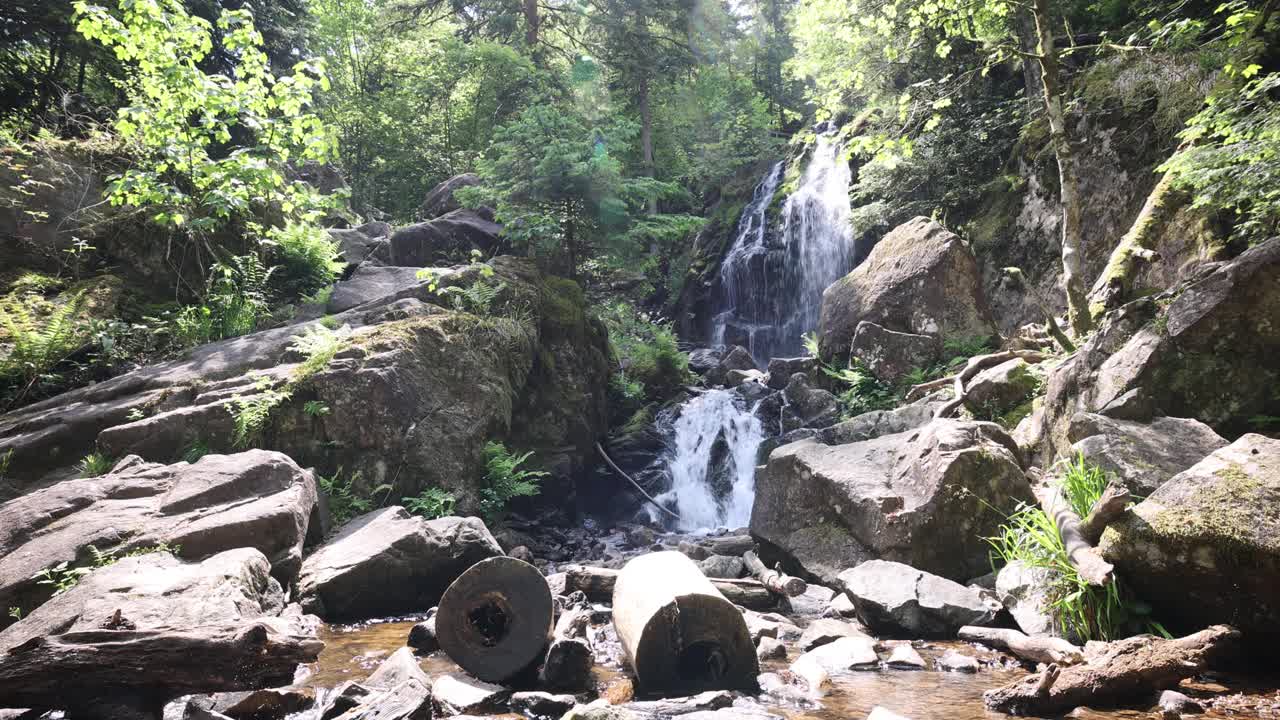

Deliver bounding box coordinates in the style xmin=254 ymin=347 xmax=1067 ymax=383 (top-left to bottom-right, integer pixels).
xmin=652 ymin=389 xmax=764 ymax=532
xmin=711 ymin=128 xmax=857 ymax=366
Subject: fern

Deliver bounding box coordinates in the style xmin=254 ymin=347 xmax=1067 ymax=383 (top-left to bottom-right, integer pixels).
xmin=1 ymin=289 xmax=88 ymax=385
xmin=290 ymin=323 xmax=348 ymax=381
xmin=479 ymin=441 xmax=546 ymax=522
xmin=228 ymin=378 xmax=291 ymax=448
xmin=403 ymin=487 xmax=457 ymax=519
xmin=443 ymin=279 xmax=506 ymax=316
xmin=77 ymin=451 xmax=115 ymax=478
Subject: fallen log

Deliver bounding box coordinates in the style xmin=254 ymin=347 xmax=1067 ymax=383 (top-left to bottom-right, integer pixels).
xmin=1078 ymin=484 xmax=1131 ymax=545
xmin=0 ymin=622 xmax=322 ymax=719
xmin=1033 ymin=483 xmax=1114 ymax=586
xmin=983 ymin=625 xmax=1241 ymax=716
xmin=613 ymin=551 xmax=759 ymax=694
xmin=436 ymin=556 xmax=554 ymax=683
xmin=539 ymin=600 xmax=594 ymax=692
xmin=905 ymin=374 xmax=956 ymax=402
xmin=559 ymin=564 xmax=777 ymax=611
xmin=597 ymin=442 xmax=681 ymax=522
xmin=935 ymin=350 xmax=1049 ymax=420
xmin=743 ymin=550 xmax=807 ymax=597
xmin=958 ymin=626 xmax=1084 ymax=666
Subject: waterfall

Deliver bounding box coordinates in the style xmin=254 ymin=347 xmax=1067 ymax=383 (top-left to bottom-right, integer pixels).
xmin=711 ymin=130 xmax=856 ymax=365
xmin=652 ymin=389 xmax=764 ymax=532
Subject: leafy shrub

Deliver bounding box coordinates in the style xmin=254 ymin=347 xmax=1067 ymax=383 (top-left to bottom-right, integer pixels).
xmin=318 ymin=468 xmax=390 ymax=527
xmin=601 ymin=301 xmax=691 ymax=404
xmin=77 ymin=451 xmax=115 ymax=478
xmin=174 ymin=255 xmax=273 ymax=347
xmin=479 ymin=441 xmax=546 ymax=522
xmin=0 ymin=289 xmax=89 ymax=391
xmin=181 ymin=439 xmax=212 ymax=463
xmin=823 ymin=359 xmax=897 ymax=419
xmin=268 ymin=221 xmax=343 ymax=299
xmin=403 ymin=487 xmax=457 ymax=519
xmin=303 ymin=400 xmax=331 ymax=417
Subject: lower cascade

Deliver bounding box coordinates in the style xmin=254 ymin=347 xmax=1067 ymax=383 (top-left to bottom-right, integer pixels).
xmin=654 ymin=389 xmax=764 ymax=532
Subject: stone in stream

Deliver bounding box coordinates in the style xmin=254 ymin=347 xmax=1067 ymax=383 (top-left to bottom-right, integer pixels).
xmin=791 ymin=635 xmax=879 ymax=675
xmin=766 ymin=356 xmax=818 ymax=390
xmin=1158 ymin=690 xmax=1205 ymax=719
xmin=295 ymin=506 xmax=501 ymax=620
xmin=203 ymin=688 xmax=316 ymax=719
xmin=1067 ymin=412 xmax=1228 ymax=495
xmin=757 ymin=636 xmax=787 ymax=661
xmin=996 ymin=560 xmax=1068 ymax=640
xmin=406 ymin=614 xmax=439 ymax=653
xmin=839 ymin=560 xmax=1002 ymax=638
xmin=753 ymin=419 xmax=1030 ymax=586
xmin=323 ymin=647 xmax=433 ymax=720
xmin=678 ymin=541 xmax=711 ymax=561
xmin=884 ymin=643 xmax=926 ymax=670
xmin=0 ymin=451 xmax=318 ymax=624
xmin=432 ymin=673 xmax=511 ymax=715
xmin=935 ymin=650 xmax=980 ymax=673
xmin=798 ymin=618 xmax=869 ymax=651
xmin=1100 ymin=433 xmax=1280 ymax=643
xmin=742 ymin=610 xmax=801 ymax=642
xmin=700 ymin=554 xmax=746 ymax=579
xmin=510 ymin=691 xmax=578 ymax=717
xmin=726 ymin=368 xmax=766 ymax=388
xmin=825 ymin=593 xmax=858 ymax=618
xmin=626 ymin=690 xmax=734 ymax=715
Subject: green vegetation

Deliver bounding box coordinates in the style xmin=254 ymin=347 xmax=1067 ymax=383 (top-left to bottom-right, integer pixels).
xmin=402 ymin=487 xmax=458 ymax=520
xmin=479 ymin=441 xmax=546 ymax=523
xmin=822 ymin=360 xmax=897 ymax=419
xmin=0 ymin=289 xmax=89 ymax=405
xmin=77 ymin=451 xmax=114 ymax=478
xmin=181 ymin=439 xmax=212 ymax=464
xmin=32 ymin=542 xmax=180 ymax=598
xmin=318 ymin=467 xmax=391 ymax=527
xmin=601 ymin=301 xmax=691 ymax=410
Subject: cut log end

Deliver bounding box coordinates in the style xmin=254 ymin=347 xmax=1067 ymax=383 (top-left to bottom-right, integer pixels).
xmin=436 ymin=556 xmax=554 ymax=683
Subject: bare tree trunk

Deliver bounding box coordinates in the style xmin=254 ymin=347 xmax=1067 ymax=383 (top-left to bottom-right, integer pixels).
xmin=523 ymin=0 xmax=540 ymax=52
xmin=1032 ymin=0 xmax=1092 ymax=338
xmin=639 ymin=74 xmax=657 ymax=217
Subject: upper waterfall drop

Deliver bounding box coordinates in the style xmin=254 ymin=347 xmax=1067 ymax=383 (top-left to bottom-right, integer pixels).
xmin=711 ymin=130 xmax=857 ymax=366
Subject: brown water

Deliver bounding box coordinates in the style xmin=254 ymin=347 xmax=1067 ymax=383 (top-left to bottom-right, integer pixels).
xmin=297 ymin=620 xmax=1280 ymax=720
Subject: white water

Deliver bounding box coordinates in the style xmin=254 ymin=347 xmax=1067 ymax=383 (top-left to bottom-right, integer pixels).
xmin=711 ymin=131 xmax=856 ymax=365
xmin=653 ymin=389 xmax=765 ymax=531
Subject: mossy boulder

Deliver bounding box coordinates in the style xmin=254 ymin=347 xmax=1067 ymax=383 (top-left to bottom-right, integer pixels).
xmin=1100 ymin=434 xmax=1280 ymax=641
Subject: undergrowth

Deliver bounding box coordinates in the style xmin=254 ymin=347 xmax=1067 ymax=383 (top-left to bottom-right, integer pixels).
xmin=480 ymin=441 xmax=545 ymax=523
xmin=318 ymin=467 xmax=392 ymax=527
xmin=402 ymin=487 xmax=457 ymax=519
xmin=228 ymin=323 xmax=349 ymax=447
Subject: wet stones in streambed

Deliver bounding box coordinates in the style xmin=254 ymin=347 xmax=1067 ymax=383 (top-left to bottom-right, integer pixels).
xmin=700 ymin=554 xmax=746 ymax=578
xmin=799 ymin=618 xmax=870 ymax=651
xmin=884 ymin=643 xmax=926 ymax=670
xmin=757 ymin=636 xmax=787 ymax=661
xmin=838 ymin=560 xmax=1002 ymax=638
xmin=935 ymin=650 xmax=980 ymax=673
xmin=432 ymin=672 xmax=511 ymax=715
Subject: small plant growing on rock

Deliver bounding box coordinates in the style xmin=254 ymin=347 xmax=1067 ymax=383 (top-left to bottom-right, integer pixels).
xmin=77 ymin=451 xmax=115 ymax=478
xmin=303 ymin=400 xmax=331 ymax=417
xmin=480 ymin=441 xmax=546 ymax=523
xmin=318 ymin=467 xmax=389 ymax=526
xmin=403 ymin=487 xmax=457 ymax=519
xmin=823 ymin=359 xmax=897 ymax=419
xmin=181 ymin=439 xmax=212 ymax=463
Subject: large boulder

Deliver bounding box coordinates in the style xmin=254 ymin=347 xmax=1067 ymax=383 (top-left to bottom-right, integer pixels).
xmin=838 ymin=560 xmax=1002 ymax=638
xmin=818 ymin=217 xmax=998 ymax=364
xmin=389 ymin=208 xmax=501 ymax=266
xmin=296 ymin=506 xmax=502 ymax=620
xmin=418 ymin=173 xmax=482 ymax=220
xmin=995 ymin=560 xmax=1065 ymax=640
xmin=0 ymin=451 xmax=317 ymax=627
xmin=1067 ymin=413 xmax=1228 ymax=495
xmin=1099 ymin=434 xmax=1280 ymax=641
xmin=1034 ymin=238 xmax=1280 ymax=462
xmin=818 ymin=395 xmax=942 ymax=446
xmin=326 ymin=265 xmax=433 ymax=313
xmin=848 ymin=322 xmax=939 ymax=384
xmin=751 ymin=419 xmax=1031 ymax=585
xmin=962 ymin=358 xmax=1040 ymax=419
xmin=0 ymin=258 xmax=611 ymax=512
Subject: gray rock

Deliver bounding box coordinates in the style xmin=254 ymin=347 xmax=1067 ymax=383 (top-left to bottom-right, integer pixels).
xmin=849 ymin=322 xmax=939 ymax=384
xmin=389 ymin=208 xmax=500 ymax=266
xmin=1100 ymin=434 xmax=1280 ymax=642
xmin=826 ymin=593 xmax=858 ymax=619
xmin=418 ymin=173 xmax=481 ymax=220
xmin=798 ymin=618 xmax=869 ymax=651
xmin=962 ymin=358 xmax=1040 ymax=417
xmin=296 ymin=507 xmax=501 ymax=620
xmin=1158 ymin=690 xmax=1204 ymax=719
xmin=818 ymin=217 xmax=998 ymax=365
xmin=752 ymin=420 xmax=1030 ymax=585
xmin=699 ymin=555 xmax=746 ymax=579
xmin=0 ymin=451 xmax=317 ymax=623
xmin=781 ymin=373 xmax=840 ymax=430
xmin=884 ymin=644 xmax=926 ymax=669
xmin=818 ymin=397 xmax=942 ymax=445
xmin=329 ymin=651 xmax=432 ymax=720
xmin=626 ymin=690 xmax=733 ymax=715
xmin=406 ymin=615 xmax=438 ymax=653
xmin=935 ymin=650 xmax=979 ymax=673
xmin=791 ymin=636 xmax=879 ymax=674
xmin=432 ymin=673 xmax=510 ymax=715
xmin=677 ymin=541 xmax=711 ymax=561
xmin=328 ymin=265 xmax=432 ymax=313
xmin=1067 ymin=413 xmax=1228 ymax=495
xmin=782 ymin=583 xmax=837 ymax=620
xmin=706 ymin=534 xmax=754 ymax=556
xmin=510 ymin=691 xmax=577 ymax=718
xmin=725 ymin=368 xmax=766 ymax=388
xmin=688 ymin=349 xmax=723 ymax=375
xmin=766 ymin=357 xmax=818 ymax=390
xmin=839 ymin=560 xmax=1002 ymax=638
xmin=995 ymin=560 xmax=1068 ymax=640
xmin=706 ymin=346 xmax=756 ymax=386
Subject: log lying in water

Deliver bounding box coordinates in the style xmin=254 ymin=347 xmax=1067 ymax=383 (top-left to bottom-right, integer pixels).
xmin=0 ymin=622 xmax=322 ymax=719
xmin=1034 ymin=483 xmax=1114 ymax=586
xmin=559 ymin=564 xmax=776 ymax=610
xmin=958 ymin=626 xmax=1084 ymax=666
xmin=436 ymin=556 xmax=554 ymax=683
xmin=1078 ymin=483 xmax=1131 ymax=545
xmin=743 ymin=550 xmax=806 ymax=597
xmin=612 ymin=551 xmax=759 ymax=694
xmin=983 ymin=625 xmax=1241 ymax=716
xmin=539 ymin=599 xmax=594 ymax=692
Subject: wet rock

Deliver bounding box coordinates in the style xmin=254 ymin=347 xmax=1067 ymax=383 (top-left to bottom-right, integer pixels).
xmin=935 ymin=650 xmax=979 ymax=673
xmin=818 ymin=217 xmax=998 ymax=365
xmin=791 ymin=636 xmax=879 ymax=675
xmin=1100 ymin=433 xmax=1280 ymax=642
xmin=766 ymin=357 xmax=818 ymax=390
xmin=432 ymin=673 xmax=510 ymax=715
xmin=735 ymin=378 xmax=773 ymax=403
xmin=407 ymin=615 xmax=439 ymax=653
xmin=799 ymin=618 xmax=869 ymax=651
xmin=782 ymin=583 xmax=837 ymax=620
xmin=962 ymin=358 xmax=1040 ymax=418
xmin=561 ymin=702 xmax=647 ymax=720
xmin=743 ymin=610 xmax=801 ymax=642
xmin=1033 ymin=237 xmax=1280 ymax=462
xmin=884 ymin=644 xmax=926 ymax=670
xmin=849 ymin=322 xmax=940 ymax=384
xmin=296 ymin=507 xmax=501 ymax=620
xmin=867 ymin=707 xmax=913 ymax=720
xmin=317 ymin=683 xmax=371 ymax=720
xmin=826 ymin=593 xmax=858 ymax=619
xmin=818 ymin=396 xmax=942 ymax=445
xmin=625 ymin=526 xmax=657 ymax=548
xmin=706 ymin=534 xmax=754 ymax=556
xmin=678 ymin=541 xmax=711 ymax=561
xmin=509 ymin=691 xmax=577 ymax=718
xmin=328 ymin=265 xmax=430 ymax=313
xmin=688 ymin=349 xmax=723 ymax=375
xmin=753 ymin=419 xmax=1030 ymax=585
xmin=1158 ymin=690 xmax=1204 ymax=719
xmin=726 ymin=369 xmax=766 ymax=388
xmin=781 ymin=373 xmax=840 ymax=431
xmin=0 ymin=451 xmax=317 ymax=623
xmin=509 ymin=545 xmax=535 ymax=563
xmin=208 ymin=688 xmax=315 ymax=719
xmin=1067 ymin=413 xmax=1227 ymax=495
xmin=996 ymin=560 xmax=1066 ymax=640
xmin=700 ymin=555 xmax=746 ymax=579
xmin=839 ymin=560 xmax=1002 ymax=638
xmin=627 ymin=690 xmax=734 ymax=715
xmin=682 ymin=700 xmax=783 ymax=720
xmin=757 ymin=636 xmax=787 ymax=661
xmin=418 ymin=173 xmax=481 ymax=219
xmin=327 ymin=648 xmax=432 ymax=720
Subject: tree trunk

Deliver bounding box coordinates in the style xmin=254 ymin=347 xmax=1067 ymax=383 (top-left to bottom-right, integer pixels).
xmin=743 ymin=550 xmax=807 ymax=597
xmin=1087 ymin=172 xmax=1189 ymax=314
xmin=958 ymin=626 xmax=1084 ymax=666
xmin=1034 ymin=483 xmax=1115 ymax=586
xmin=1032 ymin=0 xmax=1092 ymax=338
xmin=1078 ymin=483 xmax=1131 ymax=545
xmin=612 ymin=552 xmax=759 ymax=694
xmin=639 ymin=74 xmax=657 ymax=217
xmin=523 ymin=0 xmax=540 ymax=50
xmin=983 ymin=625 xmax=1241 ymax=715
xmin=436 ymin=556 xmax=554 ymax=683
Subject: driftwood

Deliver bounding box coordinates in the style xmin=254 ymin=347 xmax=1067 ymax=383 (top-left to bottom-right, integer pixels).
xmin=905 ymin=374 xmax=956 ymax=402
xmin=934 ymin=350 xmax=1049 ymax=419
xmin=983 ymin=625 xmax=1241 ymax=715
xmin=597 ymin=442 xmax=681 ymax=521
xmin=1078 ymin=484 xmax=1132 ymax=545
xmin=1033 ymin=483 xmax=1115 ymax=586
xmin=436 ymin=556 xmax=554 ymax=683
xmin=613 ymin=552 xmax=759 ymax=693
xmin=560 ymin=564 xmax=777 ymax=611
xmin=0 ymin=622 xmax=323 ymax=719
xmin=539 ymin=600 xmax=594 ymax=691
xmin=958 ymin=626 xmax=1084 ymax=666
xmin=743 ymin=550 xmax=807 ymax=597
